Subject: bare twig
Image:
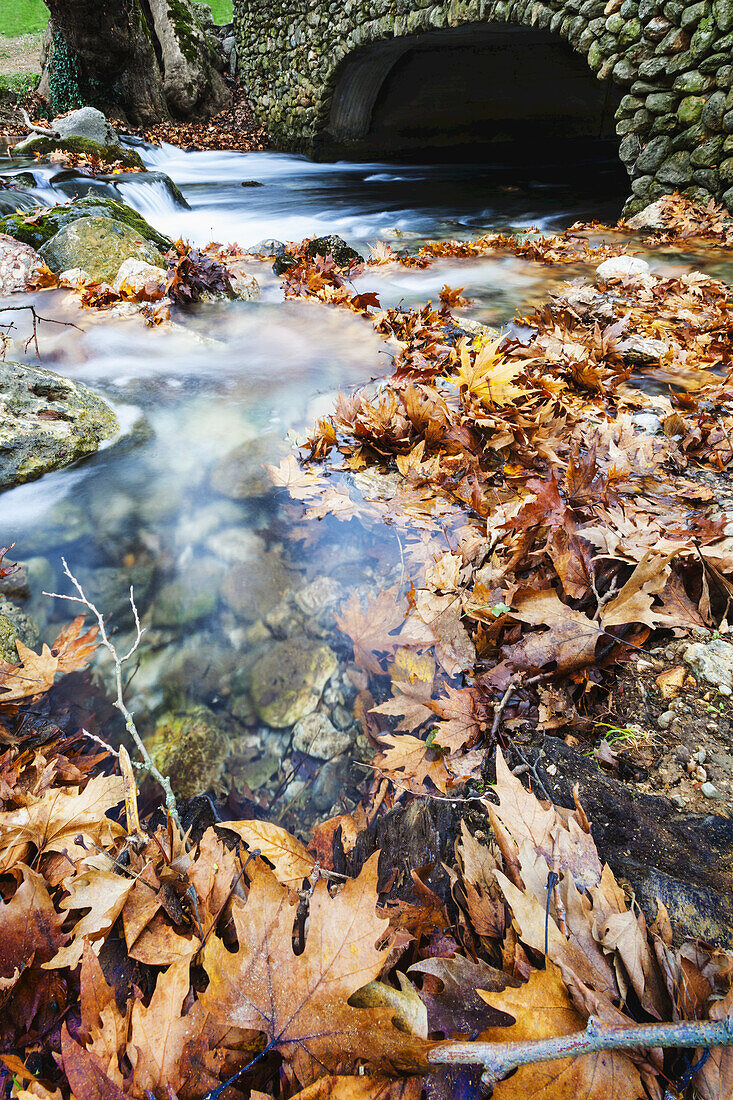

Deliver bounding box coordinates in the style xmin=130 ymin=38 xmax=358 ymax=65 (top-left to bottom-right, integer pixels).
xmin=44 ymin=558 xmax=182 ymax=830
xmin=429 ymin=1015 xmax=733 ymax=1087
xmin=0 ymin=305 xmax=82 ymax=362
xmin=20 ymin=108 xmax=58 ymax=138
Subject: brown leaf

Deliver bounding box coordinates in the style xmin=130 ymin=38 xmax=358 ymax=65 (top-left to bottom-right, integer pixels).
xmin=61 ymin=1025 xmax=131 ymax=1100
xmin=202 ymin=854 xmax=432 ymax=1083
xmin=693 ymin=986 xmax=733 ymax=1100
xmin=0 ymin=864 xmax=66 ymax=976
xmin=218 ymin=820 xmax=315 ymax=886
xmin=376 ymin=734 xmax=451 ymax=794
xmin=336 ymin=588 xmax=410 ymax=675
xmin=478 ymin=964 xmax=644 ymax=1099
xmin=44 ymin=862 xmax=135 ymax=969
xmin=509 ymin=589 xmax=601 ymax=673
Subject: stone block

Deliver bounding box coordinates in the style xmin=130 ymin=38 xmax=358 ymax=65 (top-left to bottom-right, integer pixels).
xmin=657 ymin=149 xmax=693 ymax=183
xmin=677 ymin=94 xmax=706 ymax=123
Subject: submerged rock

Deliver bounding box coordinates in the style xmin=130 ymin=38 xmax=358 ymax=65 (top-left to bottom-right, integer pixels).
xmin=250 ymin=639 xmax=337 ymax=726
xmin=1 ymin=196 xmax=173 ymax=255
xmin=0 ymin=360 xmax=118 ymax=491
xmin=292 ymin=711 xmax=352 ymax=759
xmin=145 ymin=705 xmax=230 ymax=798
xmin=40 ymin=217 xmax=166 ymax=284
xmin=210 ymin=436 xmax=282 ymax=499
xmin=153 ymin=560 xmax=223 ymax=627
xmin=221 ymin=552 xmax=292 ymax=622
xmin=0 ymin=234 xmax=49 ymax=295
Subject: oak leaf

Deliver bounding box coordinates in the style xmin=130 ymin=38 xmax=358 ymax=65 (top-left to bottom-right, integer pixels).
xmin=336 ymin=588 xmax=411 ymax=674
xmin=508 ymin=589 xmax=602 ymax=673
xmin=43 ymin=861 xmax=135 ymax=969
xmin=202 ymin=854 xmax=432 ymax=1083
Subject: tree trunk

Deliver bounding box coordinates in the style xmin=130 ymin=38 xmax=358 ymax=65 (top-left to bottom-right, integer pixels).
xmin=41 ymin=0 xmax=229 ymax=126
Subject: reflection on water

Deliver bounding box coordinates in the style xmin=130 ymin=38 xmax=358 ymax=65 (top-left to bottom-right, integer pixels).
xmin=3 ymin=140 xmax=710 ymax=828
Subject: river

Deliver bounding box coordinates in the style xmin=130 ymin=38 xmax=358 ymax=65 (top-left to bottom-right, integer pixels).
xmin=0 ymin=140 xmax=721 ymax=830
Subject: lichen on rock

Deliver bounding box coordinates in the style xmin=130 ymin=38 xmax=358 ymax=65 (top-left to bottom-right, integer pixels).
xmin=0 ymin=360 xmax=119 ymax=491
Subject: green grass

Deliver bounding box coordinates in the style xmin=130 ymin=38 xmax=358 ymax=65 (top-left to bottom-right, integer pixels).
xmin=0 ymin=0 xmax=48 ymax=38
xmin=0 ymin=0 xmax=233 ymax=38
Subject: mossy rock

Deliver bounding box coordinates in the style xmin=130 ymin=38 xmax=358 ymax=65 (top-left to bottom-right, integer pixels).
xmin=39 ymin=216 xmax=166 ymax=283
xmin=0 ymin=360 xmax=119 ymax=491
xmin=0 ymin=196 xmax=172 ymax=253
xmin=13 ymin=135 xmax=145 ymax=170
xmin=0 ymin=601 xmax=40 ymax=664
xmin=145 ymin=705 xmax=231 ymax=798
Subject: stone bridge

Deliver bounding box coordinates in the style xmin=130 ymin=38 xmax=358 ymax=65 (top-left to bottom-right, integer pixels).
xmin=234 ymin=0 xmax=733 ymax=213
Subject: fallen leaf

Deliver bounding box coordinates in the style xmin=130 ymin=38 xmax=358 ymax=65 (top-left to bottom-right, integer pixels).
xmin=219 ymin=820 xmax=316 ymax=886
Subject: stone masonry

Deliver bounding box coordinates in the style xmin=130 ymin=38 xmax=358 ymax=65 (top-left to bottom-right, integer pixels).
xmin=234 ymin=0 xmax=733 ymax=213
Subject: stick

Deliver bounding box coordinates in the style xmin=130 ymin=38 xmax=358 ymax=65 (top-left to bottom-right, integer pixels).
xmin=429 ymin=1015 xmax=733 ymax=1086
xmin=20 ymin=108 xmax=58 ymax=138
xmin=44 ymin=558 xmax=182 ymax=830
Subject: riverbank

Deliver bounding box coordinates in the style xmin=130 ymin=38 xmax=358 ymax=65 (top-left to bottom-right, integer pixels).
xmin=2 ymin=127 xmax=733 ymax=1099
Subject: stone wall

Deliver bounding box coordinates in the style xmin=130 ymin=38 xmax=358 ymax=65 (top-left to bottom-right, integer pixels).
xmin=234 ymin=0 xmax=733 ymax=213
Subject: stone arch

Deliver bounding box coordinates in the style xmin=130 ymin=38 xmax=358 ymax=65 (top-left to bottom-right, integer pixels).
xmin=234 ymin=0 xmax=733 ymax=214
xmin=319 ymin=20 xmax=623 ymax=160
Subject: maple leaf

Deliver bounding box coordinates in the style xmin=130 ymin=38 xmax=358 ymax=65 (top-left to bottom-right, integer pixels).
xmin=372 ymin=679 xmax=436 ymax=733
xmin=600 ymin=551 xmax=675 ymax=629
xmin=219 ymin=820 xmax=316 ymax=885
xmin=454 ymin=336 xmax=526 ymax=407
xmin=287 ymin=1078 xmax=423 ymax=1100
xmin=0 ymin=617 xmax=98 ymax=703
xmin=268 ymin=455 xmax=324 ymax=500
xmin=61 ymin=1025 xmax=130 ymax=1100
xmin=477 ymin=963 xmax=644 ymax=1100
xmin=429 ymin=685 xmax=485 ymax=754
xmin=335 ymin=588 xmax=410 ymax=675
xmin=376 ymin=733 xmax=451 ymax=794
xmin=202 ymin=855 xmax=432 ymax=1083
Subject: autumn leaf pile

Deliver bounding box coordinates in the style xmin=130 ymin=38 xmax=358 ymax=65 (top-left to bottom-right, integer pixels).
xmin=267 ymin=209 xmax=733 ymax=800
xmin=2 ymin=646 xmax=733 ymax=1100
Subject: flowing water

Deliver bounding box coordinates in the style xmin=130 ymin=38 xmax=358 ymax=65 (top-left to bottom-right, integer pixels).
xmin=0 ymin=141 xmax=728 ymax=829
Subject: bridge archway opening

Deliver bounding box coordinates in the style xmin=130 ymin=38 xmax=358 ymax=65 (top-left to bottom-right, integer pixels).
xmin=323 ymin=23 xmax=624 ymax=179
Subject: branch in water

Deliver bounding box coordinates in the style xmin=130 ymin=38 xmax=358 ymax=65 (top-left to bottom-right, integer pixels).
xmin=0 ymin=305 xmax=81 ymax=361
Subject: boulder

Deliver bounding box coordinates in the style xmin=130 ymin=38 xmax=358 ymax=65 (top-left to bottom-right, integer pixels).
xmin=250 ymin=640 xmax=337 ymax=726
xmin=113 ymin=258 xmax=167 ymax=295
xmin=52 ymin=107 xmax=118 ymax=147
xmin=0 ymin=360 xmax=118 ymax=490
xmin=13 ymin=134 xmax=145 ymax=170
xmin=40 ymin=217 xmax=165 ymax=284
xmin=305 ymin=235 xmax=364 ymax=268
xmin=59 ymin=268 xmax=92 ymax=288
xmin=0 ymin=234 xmax=50 ymax=295
xmin=596 ymin=255 xmax=651 ymax=281
xmin=1 ymin=196 xmax=173 ymax=254
xmin=210 ymin=436 xmax=280 ymax=499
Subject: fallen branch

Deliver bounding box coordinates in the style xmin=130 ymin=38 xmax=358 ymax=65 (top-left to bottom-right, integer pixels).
xmin=429 ymin=1015 xmax=733 ymax=1087
xmin=20 ymin=108 xmax=58 ymax=138
xmin=44 ymin=557 xmax=182 ymax=830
